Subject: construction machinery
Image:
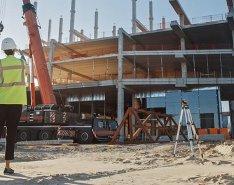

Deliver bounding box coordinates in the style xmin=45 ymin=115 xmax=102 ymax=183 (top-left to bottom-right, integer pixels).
xmin=13 ymin=0 xmax=118 ymax=143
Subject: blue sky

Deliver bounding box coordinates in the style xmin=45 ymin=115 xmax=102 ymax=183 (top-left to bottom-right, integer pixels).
xmin=0 ymin=0 xmax=229 ymax=51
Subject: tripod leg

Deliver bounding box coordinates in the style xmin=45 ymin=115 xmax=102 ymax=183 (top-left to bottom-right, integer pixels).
xmin=187 ymin=109 xmax=203 ymax=159
xmin=191 ymin=124 xmax=204 ymax=159
xmin=173 ymin=109 xmax=184 ymax=156
xmin=185 ymin=109 xmax=195 ymax=157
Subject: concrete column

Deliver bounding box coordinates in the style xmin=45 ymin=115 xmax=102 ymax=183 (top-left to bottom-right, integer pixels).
xmin=67 ymin=72 xmax=72 ymax=83
xmin=149 ymin=1 xmax=153 ymax=31
xmin=181 ymin=60 xmax=187 ymax=78
xmin=69 ymin=0 xmax=76 ymax=43
xmin=94 ymin=9 xmax=99 ymax=39
xmin=162 ymin=17 xmax=166 ymax=29
xmin=47 ymin=19 xmax=52 ymax=43
xmin=180 ymin=34 xmax=187 ymax=78
xmin=232 ymin=30 xmax=234 ymax=50
xmin=33 ymin=1 xmax=37 ymax=13
xmin=117 ymin=28 xmax=125 ymax=141
xmin=179 ymin=14 xmax=185 ymax=27
xmin=48 ymin=39 xmax=56 ymax=80
xmin=181 ymin=38 xmax=185 ymax=50
xmin=132 ymin=0 xmax=137 ymax=33
xmin=112 ymin=24 xmax=117 ymax=37
xmin=58 ymin=16 xmax=63 ymax=43
xmin=230 ymin=101 xmax=234 ymax=139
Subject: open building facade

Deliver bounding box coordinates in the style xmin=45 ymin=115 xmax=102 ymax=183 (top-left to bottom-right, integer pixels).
xmin=31 ymin=0 xmax=234 ymax=138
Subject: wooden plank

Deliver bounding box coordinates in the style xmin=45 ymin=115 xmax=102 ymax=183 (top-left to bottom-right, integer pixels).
xmin=132 ymin=114 xmax=151 ymax=139
xmin=110 ymin=108 xmax=131 ymax=144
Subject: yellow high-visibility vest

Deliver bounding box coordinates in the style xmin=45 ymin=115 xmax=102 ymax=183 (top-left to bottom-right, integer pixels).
xmin=0 ymin=55 xmax=27 ymax=105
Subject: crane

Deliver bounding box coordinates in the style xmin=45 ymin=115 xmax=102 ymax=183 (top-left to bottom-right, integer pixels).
xmin=8 ymin=0 xmax=118 ymax=144
xmin=22 ymin=0 xmax=56 ymax=105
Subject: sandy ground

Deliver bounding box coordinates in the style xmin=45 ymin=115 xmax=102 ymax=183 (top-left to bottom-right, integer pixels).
xmin=0 ymin=141 xmax=233 ymax=185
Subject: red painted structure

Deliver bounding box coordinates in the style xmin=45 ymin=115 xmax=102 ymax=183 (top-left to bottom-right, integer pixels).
xmin=23 ymin=0 xmax=56 ymax=104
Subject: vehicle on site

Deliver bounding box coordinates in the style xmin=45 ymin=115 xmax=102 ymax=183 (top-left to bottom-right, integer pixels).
xmin=11 ymin=0 xmax=118 ymax=144
xmin=18 ymin=104 xmax=118 ymax=143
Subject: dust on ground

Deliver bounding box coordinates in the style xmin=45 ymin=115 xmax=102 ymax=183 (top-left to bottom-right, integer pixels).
xmin=0 ymin=141 xmax=233 ymax=185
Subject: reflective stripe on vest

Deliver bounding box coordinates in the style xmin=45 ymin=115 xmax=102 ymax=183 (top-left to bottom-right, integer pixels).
xmin=0 ymin=60 xmax=26 ymax=87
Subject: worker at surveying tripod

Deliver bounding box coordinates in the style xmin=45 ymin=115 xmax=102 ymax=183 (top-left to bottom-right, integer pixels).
xmin=0 ymin=37 xmax=27 ymax=174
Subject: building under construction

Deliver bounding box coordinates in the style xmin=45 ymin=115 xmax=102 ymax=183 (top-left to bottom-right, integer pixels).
xmin=30 ymin=0 xmax=234 ymax=137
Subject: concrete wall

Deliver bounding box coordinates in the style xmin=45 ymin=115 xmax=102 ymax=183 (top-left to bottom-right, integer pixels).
xmin=147 ymin=88 xmax=221 ymax=128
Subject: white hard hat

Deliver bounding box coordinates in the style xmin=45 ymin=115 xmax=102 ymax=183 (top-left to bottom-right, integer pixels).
xmin=1 ymin=37 xmax=17 ymax=51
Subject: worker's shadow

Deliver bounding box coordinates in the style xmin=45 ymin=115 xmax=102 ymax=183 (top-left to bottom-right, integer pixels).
xmin=0 ymin=173 xmax=29 ymax=183
xmin=0 ymin=173 xmax=92 ymax=185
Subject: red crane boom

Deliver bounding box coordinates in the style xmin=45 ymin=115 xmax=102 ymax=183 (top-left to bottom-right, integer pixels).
xmin=22 ymin=0 xmax=57 ymax=104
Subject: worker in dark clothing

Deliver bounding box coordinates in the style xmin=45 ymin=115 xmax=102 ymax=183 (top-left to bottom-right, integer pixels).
xmin=0 ymin=37 xmax=27 ymax=174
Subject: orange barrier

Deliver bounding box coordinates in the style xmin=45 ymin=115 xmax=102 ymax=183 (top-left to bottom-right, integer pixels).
xmin=198 ymin=129 xmax=208 ymax=135
xmin=209 ymin=128 xmax=218 ymax=134
xmin=198 ymin=128 xmax=230 ymax=140
xmin=219 ymin=128 xmax=230 ymax=140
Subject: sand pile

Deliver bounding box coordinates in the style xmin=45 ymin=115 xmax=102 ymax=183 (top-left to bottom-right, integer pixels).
xmin=213 ymin=144 xmax=234 ymax=156
xmin=0 ymin=141 xmax=233 ymax=185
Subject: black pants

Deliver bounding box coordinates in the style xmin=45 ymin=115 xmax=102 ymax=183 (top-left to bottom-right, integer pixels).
xmin=0 ymin=104 xmax=22 ymax=160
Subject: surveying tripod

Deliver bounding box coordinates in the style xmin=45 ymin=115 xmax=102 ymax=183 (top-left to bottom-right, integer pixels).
xmin=173 ymin=100 xmax=203 ymax=159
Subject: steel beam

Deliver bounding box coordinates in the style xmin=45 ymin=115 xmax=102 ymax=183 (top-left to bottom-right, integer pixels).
xmin=51 ymin=49 xmax=232 ymax=65
xmin=122 ymin=78 xmax=234 ymax=85
xmin=135 ymin=19 xmax=149 ymax=32
xmin=170 ymin=20 xmax=187 ymax=39
xmin=121 ymin=29 xmax=136 ymax=43
xmin=120 ymin=29 xmax=145 ymax=49
xmin=53 ymin=80 xmax=116 ymax=89
xmin=53 ymin=64 xmax=97 ymax=81
xmin=73 ymin=29 xmax=90 ymax=41
xmin=52 ymin=53 xmax=117 ymax=65
xmin=169 ymin=0 xmax=191 ymax=25
xmin=54 ymin=41 xmax=84 ymax=57
xmin=52 ymin=78 xmax=234 ymax=90
xmin=123 ymin=49 xmax=233 ymax=56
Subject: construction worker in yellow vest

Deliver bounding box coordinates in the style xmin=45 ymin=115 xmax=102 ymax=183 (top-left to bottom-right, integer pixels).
xmin=0 ymin=37 xmax=27 ymax=175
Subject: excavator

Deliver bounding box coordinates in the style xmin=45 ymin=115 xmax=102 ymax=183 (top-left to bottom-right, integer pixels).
xmin=10 ymin=0 xmax=118 ymax=143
